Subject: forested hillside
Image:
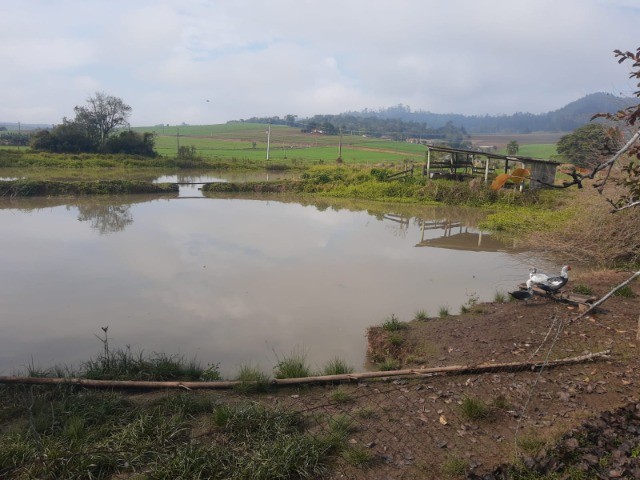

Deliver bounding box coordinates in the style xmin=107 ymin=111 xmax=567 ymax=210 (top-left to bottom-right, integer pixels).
xmin=344 ymin=92 xmax=636 ymax=133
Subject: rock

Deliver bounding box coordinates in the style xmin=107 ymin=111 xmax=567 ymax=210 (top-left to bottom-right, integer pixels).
xmin=564 ymin=437 xmax=579 ymax=450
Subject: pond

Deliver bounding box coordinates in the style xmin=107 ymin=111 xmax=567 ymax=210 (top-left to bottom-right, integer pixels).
xmin=0 ymin=195 xmax=546 ymax=378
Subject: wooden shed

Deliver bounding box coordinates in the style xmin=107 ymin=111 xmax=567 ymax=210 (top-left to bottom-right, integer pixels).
xmin=424 ymin=145 xmax=560 ymax=189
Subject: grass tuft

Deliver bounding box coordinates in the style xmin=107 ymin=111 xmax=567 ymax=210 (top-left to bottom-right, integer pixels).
xmin=388 ymin=332 xmax=404 ymax=346
xmin=329 ymin=389 xmax=353 ymax=404
xmin=413 ymin=309 xmax=429 ymax=321
xmin=459 ymin=396 xmax=491 ymax=420
xmin=517 ymin=434 xmax=547 ymax=455
xmin=355 ymin=407 xmax=377 ymax=419
xmin=438 ymin=305 xmax=450 ymax=318
xmin=382 ymin=314 xmax=407 ymax=331
xmin=572 ymin=283 xmax=593 ymax=295
xmin=234 ymin=364 xmax=271 ymax=394
xmin=322 ymin=357 xmax=354 ymax=376
xmin=442 ymin=455 xmax=468 ymax=477
xmin=614 ymin=285 xmax=636 ymax=298
xmin=341 ymin=445 xmax=374 ymax=468
xmin=494 ymin=291 xmax=507 ymax=303
xmin=377 ymin=358 xmax=400 ymax=371
xmin=274 ymin=349 xmax=312 ymax=379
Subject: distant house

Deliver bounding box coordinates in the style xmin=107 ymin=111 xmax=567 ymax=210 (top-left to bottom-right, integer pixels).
xmin=477 ymin=145 xmax=497 ymax=153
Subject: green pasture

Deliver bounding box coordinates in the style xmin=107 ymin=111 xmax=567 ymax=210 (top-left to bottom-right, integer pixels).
xmin=135 ymin=122 xmax=558 ymax=164
xmin=147 ymin=123 xmax=426 ymax=164
xmin=497 ymin=144 xmax=558 ymax=158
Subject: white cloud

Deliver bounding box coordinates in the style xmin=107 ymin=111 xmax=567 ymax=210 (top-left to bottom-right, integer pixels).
xmin=1 ymin=0 xmax=638 ymax=124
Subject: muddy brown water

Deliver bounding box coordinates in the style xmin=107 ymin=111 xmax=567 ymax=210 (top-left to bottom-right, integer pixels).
xmin=0 ymin=194 xmax=551 ymax=377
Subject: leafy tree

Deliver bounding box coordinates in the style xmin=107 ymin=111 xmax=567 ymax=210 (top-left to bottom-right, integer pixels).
xmin=30 ymin=120 xmax=94 ymax=153
xmin=557 ymin=124 xmax=621 ymax=168
xmin=506 ymin=140 xmax=519 ymax=155
xmin=0 ymin=132 xmax=30 ymax=146
xmin=104 ymin=131 xmax=156 ymax=156
xmin=553 ymin=47 xmax=640 ymax=212
xmin=30 ymin=93 xmax=155 ymax=156
xmin=73 ymin=92 xmax=132 ymax=149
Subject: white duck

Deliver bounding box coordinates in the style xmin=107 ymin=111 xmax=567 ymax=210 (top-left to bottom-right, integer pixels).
xmin=529 ymin=267 xmax=549 ymax=284
xmin=531 ymin=265 xmax=571 ymax=293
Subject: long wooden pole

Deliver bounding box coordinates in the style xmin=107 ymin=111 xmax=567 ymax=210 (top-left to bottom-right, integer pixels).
xmin=0 ymin=350 xmax=610 ymax=390
xmin=484 ymin=157 xmax=490 ymax=184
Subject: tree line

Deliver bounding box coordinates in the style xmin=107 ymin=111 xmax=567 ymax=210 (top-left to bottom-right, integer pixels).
xmin=237 ymin=114 xmax=470 ymax=148
xmin=30 ymin=93 xmax=156 ymax=156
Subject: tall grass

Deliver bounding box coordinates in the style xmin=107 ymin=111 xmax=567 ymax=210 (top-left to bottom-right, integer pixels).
xmin=82 ymin=347 xmax=215 ymax=381
xmin=273 ymin=349 xmax=312 ymax=379
xmin=234 ymin=364 xmax=271 ymax=393
xmin=322 ymin=357 xmax=354 ymax=376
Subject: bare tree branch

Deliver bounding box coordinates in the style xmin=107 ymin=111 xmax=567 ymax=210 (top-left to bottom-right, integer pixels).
xmin=569 ymin=270 xmax=640 ymax=322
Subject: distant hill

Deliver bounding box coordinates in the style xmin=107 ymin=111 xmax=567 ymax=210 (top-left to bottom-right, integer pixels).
xmin=343 ymin=93 xmax=637 ymax=134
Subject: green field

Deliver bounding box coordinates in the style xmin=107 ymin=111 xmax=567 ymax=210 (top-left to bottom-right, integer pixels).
xmin=497 ymin=143 xmax=558 ymax=158
xmin=134 ymin=123 xmax=426 ymax=164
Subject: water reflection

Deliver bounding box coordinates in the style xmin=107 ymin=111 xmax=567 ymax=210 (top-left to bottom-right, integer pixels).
xmin=76 ymin=203 xmax=133 ymax=235
xmin=0 ymin=195 xmax=539 ymax=377
xmin=416 ymin=219 xmax=509 ymax=253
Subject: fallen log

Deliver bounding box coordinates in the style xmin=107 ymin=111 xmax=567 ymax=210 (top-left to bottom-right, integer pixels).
xmin=0 ymin=350 xmax=611 ymax=390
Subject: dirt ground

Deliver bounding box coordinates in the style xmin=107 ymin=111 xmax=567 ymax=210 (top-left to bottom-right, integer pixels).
xmin=337 ymin=269 xmax=640 ymax=478
xmin=121 ymin=270 xmax=638 ymax=479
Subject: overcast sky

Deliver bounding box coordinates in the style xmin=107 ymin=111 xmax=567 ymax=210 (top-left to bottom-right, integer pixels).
xmin=1 ymin=0 xmax=639 ymax=126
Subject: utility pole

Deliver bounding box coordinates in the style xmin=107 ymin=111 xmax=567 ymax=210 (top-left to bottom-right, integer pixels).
xmin=266 ymin=122 xmax=271 ymax=161
xmin=177 ymin=126 xmax=180 ymax=155
xmin=338 ymin=126 xmax=343 ymax=161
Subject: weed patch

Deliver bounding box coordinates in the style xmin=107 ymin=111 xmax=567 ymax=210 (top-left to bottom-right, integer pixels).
xmin=382 ymin=314 xmax=407 ymax=331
